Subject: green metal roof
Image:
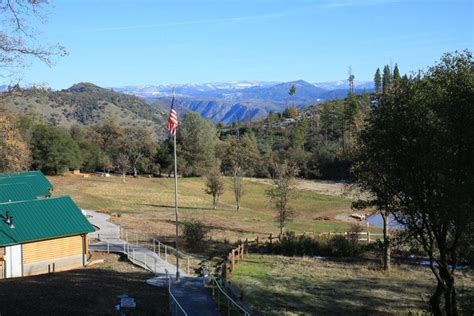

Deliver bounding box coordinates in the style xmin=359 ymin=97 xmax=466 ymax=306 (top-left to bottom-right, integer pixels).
xmin=0 ymin=171 xmax=53 ymax=198
xmin=0 ymin=183 xmax=39 ymax=203
xmin=0 ymin=196 xmax=95 ymax=246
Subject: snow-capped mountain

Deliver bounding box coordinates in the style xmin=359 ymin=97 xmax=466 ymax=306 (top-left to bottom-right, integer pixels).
xmin=114 ymin=79 xmax=374 ymax=124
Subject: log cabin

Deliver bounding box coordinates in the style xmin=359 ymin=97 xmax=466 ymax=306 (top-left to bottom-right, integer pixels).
xmin=0 ymin=196 xmax=95 ymax=278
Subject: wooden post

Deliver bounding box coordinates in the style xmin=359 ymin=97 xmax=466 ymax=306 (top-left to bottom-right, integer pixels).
xmin=368 ymin=231 xmax=371 ymax=243
xmin=256 ymin=236 xmax=259 ymax=246
xmin=269 ymin=233 xmax=273 ymax=245
xmin=232 ymin=251 xmax=235 ymax=271
xmin=107 ymin=240 xmax=109 ymax=253
xmin=158 ymin=241 xmax=161 ymax=258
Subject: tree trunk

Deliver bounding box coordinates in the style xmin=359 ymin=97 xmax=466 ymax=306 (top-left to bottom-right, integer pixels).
xmin=381 ymin=211 xmax=390 ymax=271
xmin=121 ymin=171 xmax=126 ymax=183
xmin=439 ymin=261 xmax=458 ymax=316
xmin=430 ymin=281 xmax=444 ymax=316
xmin=133 ymin=166 xmax=138 ymax=177
xmin=236 ymin=200 xmax=240 ymax=211
xmin=213 ymin=195 xmax=216 ymax=210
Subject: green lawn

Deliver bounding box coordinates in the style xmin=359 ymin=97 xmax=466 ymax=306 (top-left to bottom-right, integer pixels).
xmin=231 ymin=254 xmax=474 ymax=315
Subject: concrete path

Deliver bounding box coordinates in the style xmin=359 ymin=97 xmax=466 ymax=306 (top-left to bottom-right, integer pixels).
xmin=85 ymin=210 xmax=220 ymax=316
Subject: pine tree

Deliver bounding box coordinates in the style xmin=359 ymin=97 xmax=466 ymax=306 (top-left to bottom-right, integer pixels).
xmin=382 ymin=65 xmax=391 ymax=94
xmin=374 ymin=68 xmax=382 ymax=93
xmin=393 ymin=63 xmax=401 ymax=82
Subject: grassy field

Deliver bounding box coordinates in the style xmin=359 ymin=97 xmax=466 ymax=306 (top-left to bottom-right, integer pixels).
xmin=0 ymin=252 xmax=167 ymax=315
xmin=230 ymin=254 xmax=474 ymax=315
xmin=50 ymin=174 xmax=358 ymax=245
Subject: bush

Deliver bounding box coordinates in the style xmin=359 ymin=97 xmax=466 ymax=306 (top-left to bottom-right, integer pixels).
xmin=272 ymin=232 xmax=321 ymax=256
xmin=266 ymin=231 xmax=363 ymax=258
xmin=325 ymin=235 xmax=361 ymax=257
xmin=181 ymin=219 xmax=209 ymax=247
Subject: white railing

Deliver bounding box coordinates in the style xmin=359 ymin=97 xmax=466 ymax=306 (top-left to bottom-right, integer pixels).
xmin=165 ymin=269 xmax=188 ymax=316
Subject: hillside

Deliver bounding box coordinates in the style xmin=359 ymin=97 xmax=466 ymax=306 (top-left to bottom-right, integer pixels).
xmin=0 ymin=83 xmax=168 ymax=140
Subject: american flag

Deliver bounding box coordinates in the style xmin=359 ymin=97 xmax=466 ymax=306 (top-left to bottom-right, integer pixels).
xmin=166 ymin=93 xmax=178 ymax=136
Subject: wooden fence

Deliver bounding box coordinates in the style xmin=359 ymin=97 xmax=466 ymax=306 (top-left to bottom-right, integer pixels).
xmin=223 ymin=230 xmax=384 ymax=276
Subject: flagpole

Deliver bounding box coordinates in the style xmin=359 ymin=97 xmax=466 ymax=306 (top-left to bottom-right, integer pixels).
xmin=172 ymin=90 xmax=180 ymax=281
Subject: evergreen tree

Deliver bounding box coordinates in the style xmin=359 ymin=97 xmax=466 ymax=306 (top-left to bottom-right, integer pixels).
xmin=353 ymin=51 xmax=474 ymax=315
xmin=31 ymin=125 xmax=82 ymax=175
xmin=178 ymin=112 xmax=217 ymax=176
xmin=382 ymin=65 xmax=392 ymax=94
xmin=374 ymin=68 xmax=382 ymax=93
xmin=393 ymin=63 xmax=401 ymax=82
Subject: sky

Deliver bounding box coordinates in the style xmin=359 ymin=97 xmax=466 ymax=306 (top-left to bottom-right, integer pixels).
xmin=4 ymin=0 xmax=474 ymax=89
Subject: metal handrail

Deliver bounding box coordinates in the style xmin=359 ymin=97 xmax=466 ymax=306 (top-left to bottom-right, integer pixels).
xmin=165 ymin=269 xmax=188 ymax=316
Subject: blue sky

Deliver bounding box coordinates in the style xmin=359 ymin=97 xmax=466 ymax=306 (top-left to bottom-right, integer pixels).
xmin=8 ymin=0 xmax=474 ymax=89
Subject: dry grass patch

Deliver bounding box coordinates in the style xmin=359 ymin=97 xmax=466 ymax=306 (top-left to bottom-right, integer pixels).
xmin=49 ymin=175 xmax=357 ymax=246
xmin=231 ymin=254 xmax=474 ymax=315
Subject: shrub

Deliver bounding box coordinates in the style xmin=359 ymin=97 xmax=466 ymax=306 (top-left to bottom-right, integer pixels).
xmin=265 ymin=232 xmax=364 ymax=258
xmin=325 ymin=235 xmax=361 ymax=257
xmin=181 ymin=219 xmax=209 ymax=247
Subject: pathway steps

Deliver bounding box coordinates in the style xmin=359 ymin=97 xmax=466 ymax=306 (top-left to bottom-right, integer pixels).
xmin=86 ymin=210 xmax=219 ymax=316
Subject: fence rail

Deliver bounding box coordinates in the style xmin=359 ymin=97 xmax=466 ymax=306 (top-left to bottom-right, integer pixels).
xmin=237 ymin=231 xmax=385 ymax=248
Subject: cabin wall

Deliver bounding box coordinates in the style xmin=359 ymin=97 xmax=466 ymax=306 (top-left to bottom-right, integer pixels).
xmin=22 ymin=235 xmax=86 ymax=276
xmin=0 ymin=247 xmax=4 ymax=279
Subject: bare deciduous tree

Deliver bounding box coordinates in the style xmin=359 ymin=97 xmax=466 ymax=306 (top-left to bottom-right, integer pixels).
xmin=204 ymin=168 xmax=225 ymax=210
xmin=115 ymin=153 xmax=130 ymax=183
xmin=1 ymin=0 xmax=67 ymax=76
xmin=232 ymin=165 xmax=243 ymax=211
xmin=266 ymin=162 xmax=299 ymax=237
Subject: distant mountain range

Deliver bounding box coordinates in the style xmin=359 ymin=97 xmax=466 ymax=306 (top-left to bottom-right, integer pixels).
xmin=114 ymin=80 xmax=374 ymax=123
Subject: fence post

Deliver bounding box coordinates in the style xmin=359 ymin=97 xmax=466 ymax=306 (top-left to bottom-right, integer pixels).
xmin=367 ymin=231 xmax=371 ymax=243
xmin=165 ymin=246 xmax=168 ymax=261
xmin=256 ymin=235 xmax=259 ymax=246
xmin=231 ymin=251 xmax=235 ymax=273
xmin=153 ymin=239 xmax=156 ymax=253
xmin=269 ymin=233 xmax=273 ymax=245
xmin=107 ymin=240 xmax=109 ymax=253
xmin=158 ymin=241 xmax=161 ymax=258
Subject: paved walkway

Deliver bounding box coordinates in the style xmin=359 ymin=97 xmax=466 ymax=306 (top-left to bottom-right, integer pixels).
xmin=85 ymin=210 xmax=219 ymax=316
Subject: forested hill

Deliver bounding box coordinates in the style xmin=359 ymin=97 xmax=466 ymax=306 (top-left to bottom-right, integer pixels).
xmin=0 ymin=83 xmax=168 ymax=140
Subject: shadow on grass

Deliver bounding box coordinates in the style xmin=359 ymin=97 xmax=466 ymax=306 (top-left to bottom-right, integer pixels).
xmin=234 ymin=256 xmax=474 ymax=316
xmin=236 ymin=273 xmax=434 ymax=315
xmin=153 ymin=218 xmax=269 ymax=237
xmin=0 ymin=264 xmax=168 ymax=315
xmin=143 ymin=203 xmax=212 ymax=211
